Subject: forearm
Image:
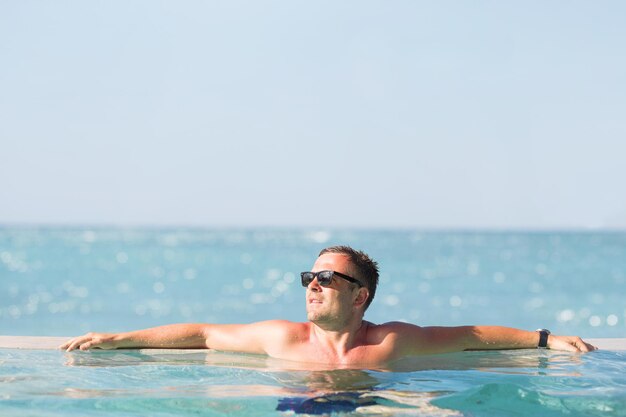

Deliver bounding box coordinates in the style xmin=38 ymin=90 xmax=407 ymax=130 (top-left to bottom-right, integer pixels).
xmin=415 ymin=325 xmax=540 ymax=354
xmin=61 ymin=323 xmax=210 ymax=351
xmin=114 ymin=324 xmax=209 ymax=349
xmin=464 ymin=326 xmax=539 ymax=350
xmin=464 ymin=326 xmax=597 ymax=353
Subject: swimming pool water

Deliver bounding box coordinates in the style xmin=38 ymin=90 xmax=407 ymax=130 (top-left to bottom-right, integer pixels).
xmin=1 ymin=348 xmax=625 ymax=416
xmin=2 ymin=227 xmax=626 ymax=415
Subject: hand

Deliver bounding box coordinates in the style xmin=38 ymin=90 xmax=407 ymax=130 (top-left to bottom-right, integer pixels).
xmin=59 ymin=332 xmax=120 ymax=352
xmin=548 ymin=335 xmax=598 ymax=352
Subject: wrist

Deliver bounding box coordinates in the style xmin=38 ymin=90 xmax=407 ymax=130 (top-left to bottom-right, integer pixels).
xmin=536 ymin=329 xmax=551 ymax=349
xmin=112 ymin=333 xmax=129 ymax=348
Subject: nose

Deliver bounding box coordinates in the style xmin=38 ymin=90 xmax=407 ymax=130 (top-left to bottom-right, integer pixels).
xmin=308 ymin=277 xmax=322 ymax=292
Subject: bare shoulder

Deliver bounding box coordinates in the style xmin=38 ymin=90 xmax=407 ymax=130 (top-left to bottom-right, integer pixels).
xmin=364 ymin=321 xmax=423 ymax=343
xmin=369 ymin=323 xmax=485 ymax=355
xmin=250 ymin=320 xmax=309 ymax=356
xmin=250 ymin=320 xmax=309 ymax=343
xmin=356 ymin=321 xmax=426 ymax=360
xmin=367 ymin=321 xmax=423 ymax=333
xmin=204 ymin=320 xmax=309 ymax=355
xmin=252 ymin=319 xmax=306 ymax=332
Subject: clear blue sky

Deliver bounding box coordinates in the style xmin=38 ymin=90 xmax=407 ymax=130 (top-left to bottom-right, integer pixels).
xmin=2 ymin=1 xmax=625 ymax=229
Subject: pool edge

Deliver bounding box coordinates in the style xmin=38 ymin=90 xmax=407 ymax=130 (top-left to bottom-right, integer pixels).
xmin=1 ymin=335 xmax=625 ymax=351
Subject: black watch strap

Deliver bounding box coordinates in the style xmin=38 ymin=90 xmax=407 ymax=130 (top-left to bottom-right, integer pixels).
xmin=536 ymin=329 xmax=551 ymax=348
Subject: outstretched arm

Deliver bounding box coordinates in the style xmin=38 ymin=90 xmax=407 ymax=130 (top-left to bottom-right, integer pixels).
xmin=395 ymin=324 xmax=597 ymax=355
xmin=460 ymin=326 xmax=597 ymax=352
xmin=60 ymin=320 xmax=291 ymax=354
xmin=60 ymin=323 xmax=210 ymax=351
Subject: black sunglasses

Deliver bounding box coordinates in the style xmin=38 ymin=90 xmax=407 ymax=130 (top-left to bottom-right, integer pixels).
xmin=300 ymin=270 xmax=363 ymax=287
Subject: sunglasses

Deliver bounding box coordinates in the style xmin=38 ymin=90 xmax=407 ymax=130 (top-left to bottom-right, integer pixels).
xmin=300 ymin=270 xmax=363 ymax=287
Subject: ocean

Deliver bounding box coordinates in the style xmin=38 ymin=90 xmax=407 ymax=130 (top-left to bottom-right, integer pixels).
xmin=2 ymin=227 xmax=624 ymax=338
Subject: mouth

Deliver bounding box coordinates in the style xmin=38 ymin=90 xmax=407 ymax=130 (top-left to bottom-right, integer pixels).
xmin=308 ymin=298 xmax=323 ymax=304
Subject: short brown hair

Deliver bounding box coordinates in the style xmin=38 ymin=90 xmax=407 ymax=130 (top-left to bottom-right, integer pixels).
xmin=319 ymin=245 xmax=379 ymax=311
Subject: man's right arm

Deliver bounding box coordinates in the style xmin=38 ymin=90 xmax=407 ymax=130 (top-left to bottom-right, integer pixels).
xmin=60 ymin=321 xmax=290 ymax=354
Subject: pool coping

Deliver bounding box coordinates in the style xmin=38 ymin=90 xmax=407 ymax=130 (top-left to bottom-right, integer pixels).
xmin=1 ymin=336 xmax=625 ymax=351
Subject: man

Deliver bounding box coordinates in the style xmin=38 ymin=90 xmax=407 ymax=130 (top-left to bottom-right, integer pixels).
xmin=61 ymin=246 xmax=597 ymax=364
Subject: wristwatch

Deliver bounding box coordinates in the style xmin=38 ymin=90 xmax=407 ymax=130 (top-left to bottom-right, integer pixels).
xmin=536 ymin=329 xmax=551 ymax=348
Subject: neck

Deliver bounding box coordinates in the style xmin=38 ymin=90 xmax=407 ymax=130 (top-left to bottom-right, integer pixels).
xmin=310 ymin=315 xmax=366 ymax=356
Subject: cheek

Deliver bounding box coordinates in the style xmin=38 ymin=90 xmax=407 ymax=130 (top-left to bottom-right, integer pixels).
xmin=338 ymin=291 xmax=357 ymax=307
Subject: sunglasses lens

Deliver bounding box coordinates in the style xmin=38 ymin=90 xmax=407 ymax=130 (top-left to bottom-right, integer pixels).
xmin=317 ymin=271 xmax=333 ymax=286
xmin=301 ymin=272 xmax=314 ymax=287
xmin=301 ymin=271 xmax=335 ymax=287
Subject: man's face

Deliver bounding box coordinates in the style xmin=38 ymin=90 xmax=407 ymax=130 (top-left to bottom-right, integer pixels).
xmin=305 ymin=253 xmax=361 ymax=325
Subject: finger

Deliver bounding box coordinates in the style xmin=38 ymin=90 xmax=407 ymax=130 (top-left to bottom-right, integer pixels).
xmin=569 ymin=339 xmax=597 ymax=353
xmin=79 ymin=341 xmax=93 ymax=351
xmin=59 ymin=337 xmax=82 ymax=350
xmin=557 ymin=342 xmax=579 ymax=352
xmin=63 ymin=339 xmax=78 ymax=352
xmin=548 ymin=336 xmax=577 ymax=352
xmin=571 ymin=336 xmax=597 ymax=353
xmin=65 ymin=340 xmax=80 ymax=352
xmin=580 ymin=341 xmax=598 ymax=352
xmin=66 ymin=336 xmax=91 ymax=352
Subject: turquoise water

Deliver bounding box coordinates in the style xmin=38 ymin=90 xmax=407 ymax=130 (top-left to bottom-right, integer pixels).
xmin=1 ymin=227 xmax=625 ymax=336
xmin=2 ymin=227 xmax=626 ymax=416
xmin=1 ymin=348 xmax=625 ymax=416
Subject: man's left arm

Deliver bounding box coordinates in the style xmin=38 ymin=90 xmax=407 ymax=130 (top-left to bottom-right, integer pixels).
xmin=395 ymin=324 xmax=597 ymax=355
xmin=460 ymin=326 xmax=597 ymax=352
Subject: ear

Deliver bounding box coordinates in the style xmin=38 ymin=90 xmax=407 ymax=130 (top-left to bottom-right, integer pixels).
xmin=353 ymin=287 xmax=370 ymax=309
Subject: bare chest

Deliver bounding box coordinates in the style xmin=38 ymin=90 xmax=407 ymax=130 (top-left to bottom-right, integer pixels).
xmin=271 ymin=340 xmax=398 ymax=366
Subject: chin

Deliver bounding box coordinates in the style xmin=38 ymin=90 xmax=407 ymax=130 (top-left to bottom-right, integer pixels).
xmin=307 ymin=310 xmax=325 ymax=322
xmin=307 ymin=310 xmax=336 ymax=324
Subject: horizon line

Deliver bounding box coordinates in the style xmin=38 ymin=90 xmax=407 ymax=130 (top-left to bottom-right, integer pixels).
xmin=1 ymin=222 xmax=625 ymax=233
